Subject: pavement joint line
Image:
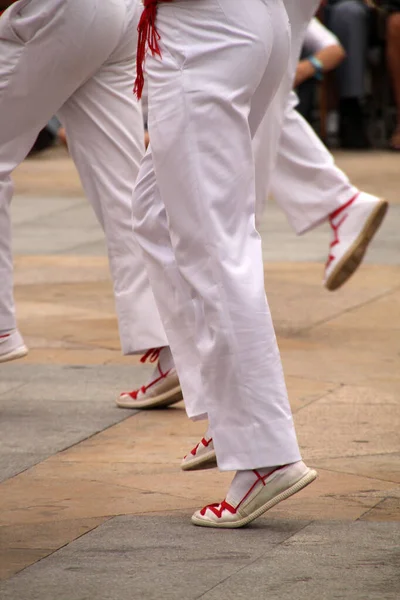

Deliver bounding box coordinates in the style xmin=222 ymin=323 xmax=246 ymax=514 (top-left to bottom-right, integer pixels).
xmin=313 ymin=449 xmax=400 ymax=460
xmin=194 ymin=520 xmax=314 ymax=600
xmin=0 ymin=516 xmax=114 ymax=582
xmin=0 ymin=382 xmax=26 ymax=398
xmin=292 ymin=286 xmax=400 ymax=336
xmin=355 ymin=497 xmax=388 ymax=521
xmin=291 ymin=383 xmax=344 ymax=415
xmin=46 ymin=478 xmax=205 ymax=504
xmin=0 ymin=410 xmax=139 ymax=485
xmin=307 ymin=465 xmax=400 ymax=486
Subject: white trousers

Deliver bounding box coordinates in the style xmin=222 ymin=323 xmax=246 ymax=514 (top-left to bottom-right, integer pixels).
xmin=133 ymin=0 xmax=302 ymax=471
xmin=255 ymin=0 xmax=358 ymax=230
xmin=0 ymin=0 xmax=167 ymax=352
xmin=270 ymin=91 xmax=358 ymax=234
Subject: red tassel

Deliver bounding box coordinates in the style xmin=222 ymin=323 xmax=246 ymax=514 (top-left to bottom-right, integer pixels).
xmin=134 ymin=1 xmax=164 ymax=100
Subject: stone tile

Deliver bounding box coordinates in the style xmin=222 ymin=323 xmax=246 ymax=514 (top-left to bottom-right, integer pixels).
xmin=0 ymin=549 xmax=51 ymax=582
xmin=334 ymin=150 xmax=400 ymax=204
xmin=202 ymin=521 xmax=400 ymax=600
xmin=0 ymin=381 xmax=24 ymax=396
xmin=294 ymin=386 xmax=400 ymax=461
xmin=13 ymin=255 xmax=110 ymax=286
xmin=0 ymin=365 xmax=148 ymax=481
xmin=256 ymin=468 xmax=399 ymax=522
xmin=11 ymin=196 xmax=82 ymax=226
xmin=0 ymin=515 xmax=309 ymax=599
xmin=15 ymin=280 xmax=117 ymax=335
xmin=285 ymin=376 xmax=339 ymax=412
xmin=279 ymin=288 xmax=400 ymax=390
xmin=265 ymin=262 xmax=400 ymax=289
xmin=65 ymin=240 xmax=107 ymax=256
xmin=0 ymin=364 xmax=149 ymax=400
xmin=281 ymin=337 xmax=400 ymax=391
xmin=12 ymin=225 xmax=104 ymax=255
xmin=0 ymin=517 xmax=107 ymax=550
xmin=8 ymin=409 xmax=393 ymax=523
xmin=360 ymin=498 xmax=400 ymax=522
xmin=0 ymin=475 xmax=198 ymax=526
xmin=313 ymin=453 xmax=400 ymax=485
xmin=13 ymin=148 xmax=82 ymax=197
xmin=19 ymin=347 xmax=126 ymax=365
xmin=0 ymin=518 xmax=108 ymax=580
xmin=31 ymin=203 xmax=100 ymax=230
xmin=264 ymin=263 xmax=400 ymax=335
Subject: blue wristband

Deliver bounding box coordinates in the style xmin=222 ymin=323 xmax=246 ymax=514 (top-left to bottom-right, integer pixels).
xmin=308 ymin=55 xmax=324 ymax=81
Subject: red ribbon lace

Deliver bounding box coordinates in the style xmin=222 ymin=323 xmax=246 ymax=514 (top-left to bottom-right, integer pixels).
xmin=121 ymin=347 xmax=171 ymax=399
xmin=134 ymin=0 xmax=174 ymax=99
xmin=326 ymin=193 xmax=358 ymax=269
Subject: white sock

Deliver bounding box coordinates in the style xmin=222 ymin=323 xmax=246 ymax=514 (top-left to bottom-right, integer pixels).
xmin=144 ymin=346 xmax=175 ymax=387
xmin=226 ymin=467 xmax=282 ymax=507
xmin=158 ymin=346 xmax=174 ymax=373
xmin=203 ymin=426 xmax=212 ymax=441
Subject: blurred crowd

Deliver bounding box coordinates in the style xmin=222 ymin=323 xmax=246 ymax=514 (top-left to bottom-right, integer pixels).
xmin=31 ymin=0 xmax=400 ymax=155
xmin=297 ymin=0 xmax=400 ymax=150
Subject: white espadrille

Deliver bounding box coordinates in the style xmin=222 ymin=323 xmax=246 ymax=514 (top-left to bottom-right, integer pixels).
xmin=116 ymin=347 xmax=183 ymax=409
xmin=192 ymin=461 xmax=317 ymax=529
xmin=181 ymin=436 xmax=217 ymax=471
xmin=325 ymin=192 xmax=388 ymax=291
xmin=0 ymin=330 xmax=28 ymax=364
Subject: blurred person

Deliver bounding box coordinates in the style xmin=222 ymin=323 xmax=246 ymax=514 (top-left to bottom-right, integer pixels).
xmin=384 ymin=0 xmax=400 ymax=149
xmin=28 ymin=117 xmax=67 ymax=155
xmin=326 ymin=0 xmax=376 ymax=148
xmin=295 ymin=17 xmax=345 ymax=122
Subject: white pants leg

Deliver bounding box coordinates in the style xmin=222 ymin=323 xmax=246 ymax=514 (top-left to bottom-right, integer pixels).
xmin=57 ymin=2 xmax=167 ymax=353
xmin=133 ymin=0 xmax=301 ymax=471
xmin=254 ymin=0 xmax=318 ymax=221
xmin=254 ymin=0 xmax=359 ymax=230
xmin=270 ymin=92 xmax=359 ymax=234
xmin=0 ymin=0 xmax=166 ymax=351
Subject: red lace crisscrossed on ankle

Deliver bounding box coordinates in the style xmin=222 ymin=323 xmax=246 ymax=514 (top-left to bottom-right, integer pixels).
xmin=183 ymin=437 xmax=213 ymax=459
xmin=121 ymin=347 xmax=171 ymax=400
xmin=189 ymin=437 xmax=213 ymax=457
xmin=200 ymin=466 xmax=287 ymax=519
xmin=326 ymin=193 xmax=359 ymax=269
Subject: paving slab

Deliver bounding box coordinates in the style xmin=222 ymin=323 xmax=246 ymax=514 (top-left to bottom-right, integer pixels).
xmin=2 ymin=147 xmax=398 ymax=598
xmin=201 ymin=520 xmax=400 ymax=600
xmin=11 ymin=194 xmax=399 ymax=263
xmin=0 ymin=517 xmax=399 ymax=600
xmin=0 ymin=365 xmax=146 ymax=482
xmin=260 ymin=202 xmax=399 ymax=265
xmin=0 ymin=517 xmax=109 ymax=580
xmin=0 ymin=515 xmax=309 ymax=600
xmin=10 ymin=196 xmax=83 ymax=226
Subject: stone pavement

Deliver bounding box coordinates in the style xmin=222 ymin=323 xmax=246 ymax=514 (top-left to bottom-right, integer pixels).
xmin=0 ymin=147 xmax=399 ymax=599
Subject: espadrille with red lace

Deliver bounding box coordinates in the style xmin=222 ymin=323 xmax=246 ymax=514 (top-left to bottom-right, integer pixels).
xmin=0 ymin=330 xmax=28 ymax=364
xmin=181 ymin=436 xmax=217 ymax=471
xmin=116 ymin=347 xmax=183 ymax=409
xmin=324 ymin=192 xmax=388 ymax=291
xmin=191 ymin=461 xmax=317 ymax=528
